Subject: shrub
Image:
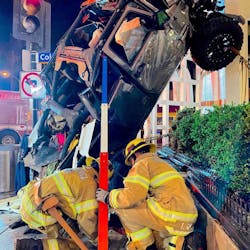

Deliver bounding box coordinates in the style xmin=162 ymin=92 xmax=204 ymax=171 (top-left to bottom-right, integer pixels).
xmin=169 ymin=103 xmax=250 ymax=195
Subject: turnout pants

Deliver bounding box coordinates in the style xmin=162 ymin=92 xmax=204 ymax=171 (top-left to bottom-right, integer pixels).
xmin=115 ymin=202 xmax=188 ymax=250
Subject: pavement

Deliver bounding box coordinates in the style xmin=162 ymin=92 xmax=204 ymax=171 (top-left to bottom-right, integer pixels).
xmin=0 ymin=195 xmax=24 ymax=250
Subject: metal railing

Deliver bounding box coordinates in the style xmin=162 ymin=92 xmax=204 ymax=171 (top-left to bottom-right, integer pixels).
xmin=158 ymin=146 xmax=250 ymax=249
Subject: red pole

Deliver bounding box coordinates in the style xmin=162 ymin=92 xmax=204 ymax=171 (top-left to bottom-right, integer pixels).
xmin=98 ymin=56 xmax=108 ymax=250
xmin=98 ymin=152 xmax=109 ymax=250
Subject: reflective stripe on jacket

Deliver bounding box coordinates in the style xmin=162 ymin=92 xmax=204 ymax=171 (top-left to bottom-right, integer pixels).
xmin=75 ymin=199 xmax=98 ymax=214
xmin=20 ymin=180 xmax=57 ymax=230
xmin=51 ymin=172 xmax=77 ymax=218
xmin=39 ymin=168 xmax=98 ymax=219
xmin=109 ymin=153 xmax=197 ymax=225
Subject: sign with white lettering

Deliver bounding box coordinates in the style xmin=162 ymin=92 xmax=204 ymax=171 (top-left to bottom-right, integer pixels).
xmin=38 ymin=52 xmax=51 ymax=63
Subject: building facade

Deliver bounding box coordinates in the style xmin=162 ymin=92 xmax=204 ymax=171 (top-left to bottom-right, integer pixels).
xmin=144 ymin=1 xmax=249 ymax=147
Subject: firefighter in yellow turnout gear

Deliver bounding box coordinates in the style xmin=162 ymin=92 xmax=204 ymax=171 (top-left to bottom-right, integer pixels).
xmin=96 ymin=138 xmax=198 ymax=250
xmin=18 ymin=157 xmax=113 ymax=250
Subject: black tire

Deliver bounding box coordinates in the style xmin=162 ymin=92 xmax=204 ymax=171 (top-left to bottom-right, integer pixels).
xmin=0 ymin=130 xmax=20 ymax=144
xmin=190 ymin=15 xmax=243 ymax=71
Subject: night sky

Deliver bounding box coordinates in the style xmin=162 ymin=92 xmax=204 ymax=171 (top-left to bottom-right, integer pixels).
xmin=0 ymin=0 xmax=83 ymax=90
xmin=50 ymin=0 xmax=83 ymax=50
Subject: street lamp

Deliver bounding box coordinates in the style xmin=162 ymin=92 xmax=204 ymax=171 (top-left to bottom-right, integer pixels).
xmin=0 ymin=70 xmax=11 ymax=79
xmin=0 ymin=70 xmax=19 ymax=91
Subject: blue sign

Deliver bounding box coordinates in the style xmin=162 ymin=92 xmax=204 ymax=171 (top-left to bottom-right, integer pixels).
xmin=38 ymin=52 xmax=51 ymax=63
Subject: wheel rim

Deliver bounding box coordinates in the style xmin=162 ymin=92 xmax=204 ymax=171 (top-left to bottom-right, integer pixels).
xmin=2 ymin=135 xmax=16 ymax=144
xmin=205 ymin=33 xmax=235 ymax=64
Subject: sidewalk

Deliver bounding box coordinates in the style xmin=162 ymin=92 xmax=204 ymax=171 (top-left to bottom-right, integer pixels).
xmin=0 ymin=196 xmax=25 ymax=250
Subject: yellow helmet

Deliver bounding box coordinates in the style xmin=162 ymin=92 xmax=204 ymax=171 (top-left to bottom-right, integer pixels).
xmin=124 ymin=138 xmax=156 ymax=166
xmin=85 ymin=156 xmax=114 ymax=179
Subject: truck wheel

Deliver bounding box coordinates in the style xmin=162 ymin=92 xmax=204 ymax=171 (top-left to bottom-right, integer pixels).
xmin=190 ymin=15 xmax=243 ymax=71
xmin=0 ymin=130 xmax=20 ymax=144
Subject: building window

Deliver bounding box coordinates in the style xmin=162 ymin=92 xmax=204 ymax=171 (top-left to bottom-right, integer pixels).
xmin=187 ymin=60 xmax=196 ymax=80
xmin=169 ymin=81 xmax=173 ymax=100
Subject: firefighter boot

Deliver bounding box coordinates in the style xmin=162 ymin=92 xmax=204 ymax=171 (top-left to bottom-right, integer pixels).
xmin=16 ymin=238 xmax=43 ymax=250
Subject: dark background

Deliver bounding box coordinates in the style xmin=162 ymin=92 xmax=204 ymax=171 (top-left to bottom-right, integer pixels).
xmin=0 ymin=0 xmax=83 ymax=90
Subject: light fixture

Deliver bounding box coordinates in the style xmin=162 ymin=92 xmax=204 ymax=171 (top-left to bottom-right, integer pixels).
xmin=0 ymin=70 xmax=11 ymax=78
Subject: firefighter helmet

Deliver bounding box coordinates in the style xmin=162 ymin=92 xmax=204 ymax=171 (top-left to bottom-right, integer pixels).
xmin=124 ymin=138 xmax=156 ymax=166
xmin=85 ymin=156 xmax=114 ymax=179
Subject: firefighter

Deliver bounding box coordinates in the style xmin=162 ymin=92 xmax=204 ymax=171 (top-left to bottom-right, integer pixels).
xmin=96 ymin=138 xmax=198 ymax=250
xmin=17 ymin=156 xmax=113 ymax=250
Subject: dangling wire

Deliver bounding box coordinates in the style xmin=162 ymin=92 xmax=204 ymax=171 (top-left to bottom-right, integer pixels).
xmin=231 ymin=47 xmax=249 ymax=103
xmin=231 ymin=47 xmax=250 ymax=71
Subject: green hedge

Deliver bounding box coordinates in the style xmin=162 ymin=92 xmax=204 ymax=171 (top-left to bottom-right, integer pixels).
xmin=169 ymin=103 xmax=250 ymax=195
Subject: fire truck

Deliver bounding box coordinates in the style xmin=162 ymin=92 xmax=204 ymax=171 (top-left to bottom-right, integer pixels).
xmin=0 ymin=90 xmax=33 ymax=144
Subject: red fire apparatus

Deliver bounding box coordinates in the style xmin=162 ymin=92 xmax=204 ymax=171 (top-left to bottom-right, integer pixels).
xmin=0 ymin=90 xmax=33 ymax=144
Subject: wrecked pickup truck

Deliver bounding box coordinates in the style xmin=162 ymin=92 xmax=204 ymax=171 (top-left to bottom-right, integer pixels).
xmin=25 ymin=0 xmax=244 ymax=185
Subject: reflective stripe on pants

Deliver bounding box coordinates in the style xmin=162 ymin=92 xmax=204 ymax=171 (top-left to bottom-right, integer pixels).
xmin=163 ymin=236 xmax=185 ymax=250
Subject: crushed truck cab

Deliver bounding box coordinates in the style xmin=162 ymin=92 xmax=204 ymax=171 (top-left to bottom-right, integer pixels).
xmin=25 ymin=0 xmax=244 ymax=179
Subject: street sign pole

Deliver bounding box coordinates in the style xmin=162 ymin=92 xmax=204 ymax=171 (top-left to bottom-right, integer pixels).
xmin=33 ymin=99 xmax=38 ymax=127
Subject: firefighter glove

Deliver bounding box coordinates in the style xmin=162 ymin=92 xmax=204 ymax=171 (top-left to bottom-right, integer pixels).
xmin=96 ymin=188 xmax=109 ymax=204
